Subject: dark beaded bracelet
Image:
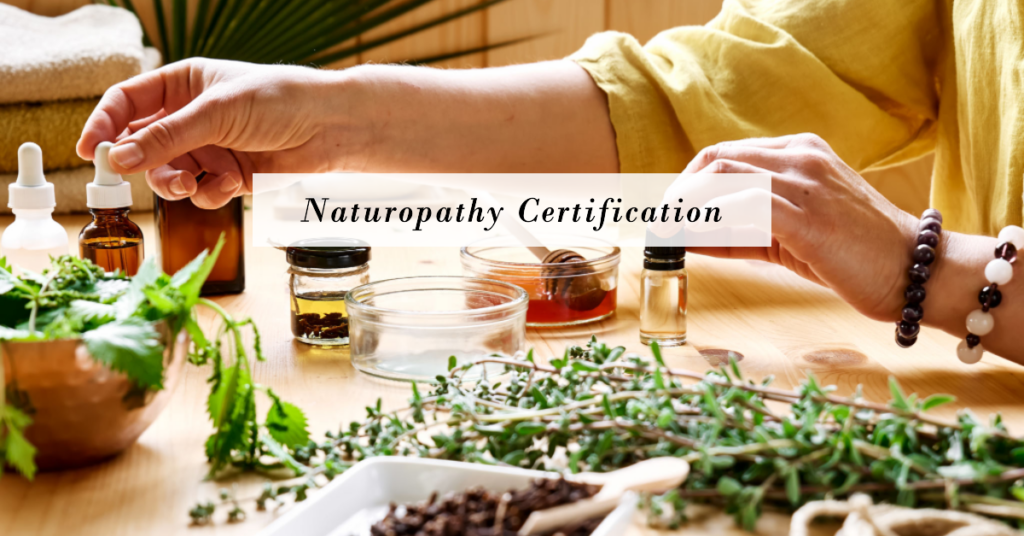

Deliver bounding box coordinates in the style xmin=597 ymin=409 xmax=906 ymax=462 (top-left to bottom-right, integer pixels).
xmin=895 ymin=209 xmax=943 ymax=348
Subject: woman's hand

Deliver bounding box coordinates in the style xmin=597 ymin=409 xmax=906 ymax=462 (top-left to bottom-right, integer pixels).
xmin=77 ymin=58 xmax=618 ymax=209
xmin=77 ymin=59 xmax=367 ymax=209
xmin=657 ymin=134 xmax=918 ymax=322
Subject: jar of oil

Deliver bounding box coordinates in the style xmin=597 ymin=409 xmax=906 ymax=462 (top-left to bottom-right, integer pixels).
xmin=287 ymin=239 xmax=370 ymax=346
xmin=79 ymin=142 xmax=143 ymax=275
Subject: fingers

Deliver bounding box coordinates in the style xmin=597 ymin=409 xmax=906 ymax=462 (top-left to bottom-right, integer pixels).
xmin=146 ymin=153 xmax=200 ymax=200
xmin=190 ymin=147 xmax=248 ymax=209
xmin=78 ymin=61 xmax=203 ymax=160
xmin=684 ymin=133 xmax=833 ymax=175
xmin=105 ymin=96 xmax=222 ymax=175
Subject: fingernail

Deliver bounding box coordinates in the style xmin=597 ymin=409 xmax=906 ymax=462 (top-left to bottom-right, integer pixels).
xmin=110 ymin=142 xmax=144 ymax=168
xmin=169 ymin=176 xmax=188 ymax=196
xmin=219 ymin=173 xmax=240 ymax=193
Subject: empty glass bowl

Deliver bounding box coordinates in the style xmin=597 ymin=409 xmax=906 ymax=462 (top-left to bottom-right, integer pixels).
xmin=346 ymin=276 xmax=528 ymax=382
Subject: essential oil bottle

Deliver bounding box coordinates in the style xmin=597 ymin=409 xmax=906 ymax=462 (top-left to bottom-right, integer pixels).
xmin=154 ymin=186 xmax=245 ymax=295
xmin=79 ymin=142 xmax=143 ymax=275
xmin=639 ymin=244 xmax=687 ymax=346
xmin=2 ymin=142 xmax=69 ymax=275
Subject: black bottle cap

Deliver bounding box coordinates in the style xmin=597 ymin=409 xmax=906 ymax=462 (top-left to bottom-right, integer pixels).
xmin=644 ymin=230 xmax=685 ymax=270
xmin=286 ymin=238 xmax=370 ymax=269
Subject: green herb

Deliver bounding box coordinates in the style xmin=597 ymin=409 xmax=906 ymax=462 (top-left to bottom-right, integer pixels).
xmin=0 ymin=239 xmax=306 ymax=485
xmin=190 ymin=338 xmax=1024 ymax=529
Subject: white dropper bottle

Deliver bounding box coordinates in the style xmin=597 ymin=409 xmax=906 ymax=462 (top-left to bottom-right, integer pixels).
xmin=1 ymin=142 xmax=69 ymax=274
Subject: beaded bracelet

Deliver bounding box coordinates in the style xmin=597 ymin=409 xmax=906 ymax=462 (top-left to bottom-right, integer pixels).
xmin=957 ymin=225 xmax=1024 ymax=364
xmin=895 ymin=209 xmax=943 ymax=348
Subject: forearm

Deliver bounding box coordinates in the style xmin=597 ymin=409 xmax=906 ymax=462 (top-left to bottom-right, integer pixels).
xmin=324 ymin=60 xmax=619 ymax=173
xmin=921 ymin=228 xmax=1022 ymax=363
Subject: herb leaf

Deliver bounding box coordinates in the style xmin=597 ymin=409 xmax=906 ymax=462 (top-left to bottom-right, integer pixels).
xmin=266 ymin=395 xmax=310 ymax=449
xmin=82 ymin=318 xmax=165 ymax=389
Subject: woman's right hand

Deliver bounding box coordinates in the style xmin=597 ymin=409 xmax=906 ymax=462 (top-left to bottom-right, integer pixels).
xmin=76 ymin=58 xmax=368 ymax=208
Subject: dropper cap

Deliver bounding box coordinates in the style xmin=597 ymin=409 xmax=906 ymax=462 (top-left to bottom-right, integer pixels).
xmin=8 ymin=142 xmax=56 ymax=210
xmin=87 ymin=141 xmax=133 ymax=209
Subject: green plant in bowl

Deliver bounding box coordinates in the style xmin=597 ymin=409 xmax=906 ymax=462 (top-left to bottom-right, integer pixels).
xmin=0 ymin=237 xmax=308 ymax=480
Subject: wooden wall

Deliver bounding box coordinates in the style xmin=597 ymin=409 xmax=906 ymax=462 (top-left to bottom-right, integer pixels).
xmin=4 ymin=0 xmax=932 ymax=212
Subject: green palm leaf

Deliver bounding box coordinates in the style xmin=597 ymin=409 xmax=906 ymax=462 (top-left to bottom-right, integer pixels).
xmin=100 ymin=0 xmax=528 ymax=67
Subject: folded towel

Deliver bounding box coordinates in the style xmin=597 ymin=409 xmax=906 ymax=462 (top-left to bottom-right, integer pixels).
xmin=0 ymin=4 xmax=145 ymax=104
xmin=0 ymin=166 xmax=154 ymax=215
xmin=0 ymin=98 xmax=98 ymax=174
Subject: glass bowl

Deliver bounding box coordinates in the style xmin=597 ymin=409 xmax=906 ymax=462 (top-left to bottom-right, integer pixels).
xmin=346 ymin=276 xmax=528 ymax=382
xmin=461 ymin=235 xmax=620 ymax=327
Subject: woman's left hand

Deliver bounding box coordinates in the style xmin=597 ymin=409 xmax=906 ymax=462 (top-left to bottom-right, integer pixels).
xmin=655 ymin=133 xmax=918 ymax=322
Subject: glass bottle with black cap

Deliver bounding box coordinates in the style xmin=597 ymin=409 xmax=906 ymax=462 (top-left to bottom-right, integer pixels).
xmin=640 ymin=241 xmax=687 ymax=346
xmin=287 ymin=238 xmax=371 ymax=347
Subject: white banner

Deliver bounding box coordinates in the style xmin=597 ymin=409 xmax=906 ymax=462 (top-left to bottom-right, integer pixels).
xmin=251 ymin=173 xmax=772 ymax=248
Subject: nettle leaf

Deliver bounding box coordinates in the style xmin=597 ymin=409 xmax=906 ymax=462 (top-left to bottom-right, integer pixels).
xmin=68 ymin=300 xmax=116 ymax=327
xmin=4 ymin=424 xmax=37 ymax=480
xmin=82 ymin=318 xmax=165 ymax=389
xmin=266 ymin=399 xmax=310 ymax=449
xmin=3 ymin=406 xmax=36 ymax=480
xmin=114 ymin=258 xmax=162 ymax=320
xmin=173 ymin=235 xmax=225 ymax=307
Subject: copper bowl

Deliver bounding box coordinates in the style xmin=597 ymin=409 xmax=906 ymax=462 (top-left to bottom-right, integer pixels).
xmin=1 ymin=324 xmax=188 ymax=470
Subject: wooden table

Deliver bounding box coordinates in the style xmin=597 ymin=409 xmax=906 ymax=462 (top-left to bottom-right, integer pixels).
xmin=2 ymin=210 xmax=1024 ymax=536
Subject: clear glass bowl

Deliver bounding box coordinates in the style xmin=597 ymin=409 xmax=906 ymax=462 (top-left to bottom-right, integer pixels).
xmin=346 ymin=276 xmax=528 ymax=382
xmin=461 ymin=235 xmax=620 ymax=327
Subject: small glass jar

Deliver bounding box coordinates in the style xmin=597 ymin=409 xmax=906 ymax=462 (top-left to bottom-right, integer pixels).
xmin=286 ymin=238 xmax=370 ymax=346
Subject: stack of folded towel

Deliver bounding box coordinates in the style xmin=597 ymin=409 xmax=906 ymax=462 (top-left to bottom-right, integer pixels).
xmin=0 ymin=4 xmax=158 ymax=214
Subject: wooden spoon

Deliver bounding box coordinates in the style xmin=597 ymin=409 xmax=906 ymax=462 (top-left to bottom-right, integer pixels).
xmin=517 ymin=458 xmax=690 ymax=536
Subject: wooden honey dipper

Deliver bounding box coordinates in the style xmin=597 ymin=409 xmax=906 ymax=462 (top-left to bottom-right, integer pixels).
xmin=540 ymin=248 xmax=608 ymax=312
xmin=475 ymin=192 xmax=607 ymax=312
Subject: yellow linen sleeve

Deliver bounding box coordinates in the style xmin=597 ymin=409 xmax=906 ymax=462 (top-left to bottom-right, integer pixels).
xmin=570 ymin=0 xmax=944 ymax=173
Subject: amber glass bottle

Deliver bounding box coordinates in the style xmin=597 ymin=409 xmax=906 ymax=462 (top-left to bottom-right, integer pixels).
xmin=80 ymin=142 xmax=143 ymax=275
xmin=154 ymin=195 xmax=245 ymax=295
xmin=80 ymin=208 xmax=144 ymax=275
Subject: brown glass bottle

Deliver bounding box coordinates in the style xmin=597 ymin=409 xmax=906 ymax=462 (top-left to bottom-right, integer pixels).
xmin=154 ymin=195 xmax=245 ymax=295
xmin=79 ymin=208 xmax=144 ymax=276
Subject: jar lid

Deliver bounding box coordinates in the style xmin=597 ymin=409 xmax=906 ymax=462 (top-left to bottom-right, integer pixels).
xmin=286 ymin=238 xmax=371 ymax=269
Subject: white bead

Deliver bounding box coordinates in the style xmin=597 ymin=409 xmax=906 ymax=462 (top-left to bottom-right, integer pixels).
xmin=985 ymin=258 xmax=1013 ymax=285
xmin=966 ymin=309 xmax=995 ymax=336
xmin=957 ymin=340 xmax=984 ymax=364
xmin=998 ymin=225 xmax=1024 ymax=250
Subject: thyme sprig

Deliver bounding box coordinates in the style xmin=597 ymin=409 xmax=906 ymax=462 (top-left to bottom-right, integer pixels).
xmin=190 ymin=339 xmax=1024 ymax=530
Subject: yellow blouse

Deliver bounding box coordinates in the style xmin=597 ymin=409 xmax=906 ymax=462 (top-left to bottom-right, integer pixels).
xmin=570 ymin=0 xmax=1023 ymax=235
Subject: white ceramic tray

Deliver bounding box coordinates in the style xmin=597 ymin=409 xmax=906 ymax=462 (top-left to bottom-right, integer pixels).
xmin=259 ymin=457 xmax=637 ymax=536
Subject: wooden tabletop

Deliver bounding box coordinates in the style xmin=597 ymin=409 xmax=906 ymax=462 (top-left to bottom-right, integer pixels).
xmin=2 ymin=209 xmax=1024 ymax=536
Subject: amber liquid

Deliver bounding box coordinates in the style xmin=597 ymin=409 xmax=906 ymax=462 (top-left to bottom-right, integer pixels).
xmin=78 ymin=208 xmax=145 ymax=276
xmin=154 ymin=195 xmax=245 ymax=295
xmin=290 ymin=293 xmax=349 ymax=345
xmin=80 ymin=237 xmax=143 ymax=276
